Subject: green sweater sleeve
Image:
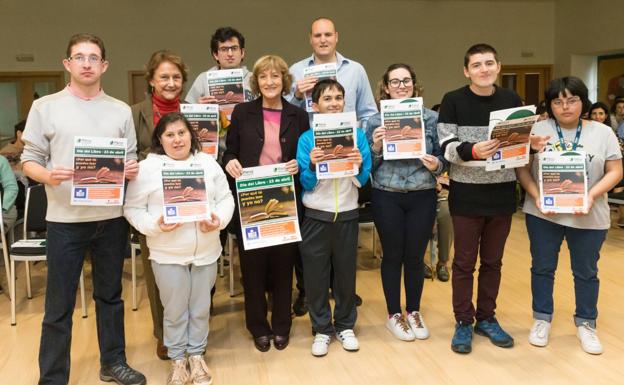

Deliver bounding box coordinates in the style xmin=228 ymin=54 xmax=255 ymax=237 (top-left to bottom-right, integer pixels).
xmin=0 ymin=156 xmax=18 ymax=211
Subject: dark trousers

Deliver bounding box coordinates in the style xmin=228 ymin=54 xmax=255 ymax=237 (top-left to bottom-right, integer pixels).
xmin=526 ymin=214 xmax=606 ymax=327
xmin=138 ymin=233 xmax=164 ymax=341
xmin=238 ymin=240 xmax=295 ymax=338
xmin=451 ymin=214 xmax=511 ymax=323
xmin=39 ymin=217 xmax=128 ymax=385
xmin=300 ymin=216 xmax=358 ymax=334
xmin=372 ymin=188 xmax=437 ymax=314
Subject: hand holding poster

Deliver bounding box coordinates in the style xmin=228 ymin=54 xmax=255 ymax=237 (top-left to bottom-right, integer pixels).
xmin=538 ymin=151 xmax=588 ymax=213
xmin=162 ymin=162 xmax=210 ymax=224
xmin=486 ymin=105 xmax=537 ymax=171
xmin=313 ymin=111 xmax=359 ymax=179
xmin=181 ymin=104 xmax=220 ymax=158
xmin=206 ymin=69 xmax=248 ymax=119
xmin=72 ymin=136 xmax=126 ymax=206
xmin=236 ymin=164 xmax=301 ymax=250
xmin=380 ymin=97 xmax=425 ymax=160
xmin=302 ymin=63 xmax=337 ymax=112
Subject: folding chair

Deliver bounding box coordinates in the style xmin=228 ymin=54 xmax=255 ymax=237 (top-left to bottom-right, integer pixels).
xmin=8 ymin=184 xmax=87 ymax=325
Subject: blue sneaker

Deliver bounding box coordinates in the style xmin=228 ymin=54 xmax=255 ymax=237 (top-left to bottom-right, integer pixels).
xmin=474 ymin=317 xmax=514 ymax=348
xmin=451 ymin=321 xmax=473 ymax=354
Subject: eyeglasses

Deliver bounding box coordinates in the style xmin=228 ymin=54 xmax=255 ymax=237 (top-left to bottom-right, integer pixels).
xmin=552 ymin=97 xmax=581 ymax=108
xmin=388 ymin=78 xmax=413 ymax=88
xmin=217 ymin=45 xmax=240 ymax=53
xmin=68 ymin=54 xmax=103 ymax=64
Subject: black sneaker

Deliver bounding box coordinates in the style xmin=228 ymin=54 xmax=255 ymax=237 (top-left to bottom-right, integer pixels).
xmin=424 ymin=264 xmax=433 ymax=279
xmin=293 ymin=293 xmax=308 ymax=316
xmin=436 ymin=265 xmax=450 ymax=282
xmin=355 ymin=294 xmax=363 ymax=307
xmin=100 ymin=362 xmax=146 ymax=385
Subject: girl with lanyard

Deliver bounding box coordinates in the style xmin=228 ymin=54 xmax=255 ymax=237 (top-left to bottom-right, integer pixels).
xmin=516 ymin=77 xmax=623 ymax=355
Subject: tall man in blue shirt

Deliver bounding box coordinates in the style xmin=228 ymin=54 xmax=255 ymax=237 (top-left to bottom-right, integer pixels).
xmin=289 ymin=17 xmax=377 ymax=124
xmin=289 ymin=17 xmax=377 ymax=315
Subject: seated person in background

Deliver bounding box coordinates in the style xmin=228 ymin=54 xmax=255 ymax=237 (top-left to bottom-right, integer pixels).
xmin=425 ymin=172 xmax=451 ymax=282
xmin=0 ymin=154 xmax=19 ymax=231
xmin=0 ymin=120 xmax=26 ymax=170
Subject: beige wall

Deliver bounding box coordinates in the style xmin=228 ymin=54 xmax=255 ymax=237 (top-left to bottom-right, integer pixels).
xmin=1 ymin=0 xmax=556 ymax=107
xmin=553 ymin=0 xmax=624 ymax=102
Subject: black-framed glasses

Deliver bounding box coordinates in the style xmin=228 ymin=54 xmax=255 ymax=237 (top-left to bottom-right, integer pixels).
xmin=217 ymin=45 xmax=240 ymax=53
xmin=388 ymin=78 xmax=413 ymax=88
xmin=68 ymin=54 xmax=103 ymax=64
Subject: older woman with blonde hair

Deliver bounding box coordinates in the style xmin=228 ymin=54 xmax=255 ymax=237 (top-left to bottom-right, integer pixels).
xmin=130 ymin=49 xmax=188 ymax=359
xmin=223 ymin=55 xmax=309 ymax=351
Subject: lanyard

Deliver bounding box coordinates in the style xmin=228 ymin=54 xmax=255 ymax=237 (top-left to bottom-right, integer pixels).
xmin=555 ymin=120 xmax=582 ymax=151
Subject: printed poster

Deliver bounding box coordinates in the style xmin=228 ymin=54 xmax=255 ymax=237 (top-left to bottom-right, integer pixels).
xmin=302 ymin=63 xmax=337 ymax=112
xmin=181 ymin=103 xmax=219 ymax=158
xmin=486 ymin=105 xmax=537 ymax=171
xmin=380 ymin=97 xmax=425 ymax=160
xmin=72 ymin=136 xmax=126 ymax=206
xmin=236 ymin=164 xmax=301 ymax=250
xmin=313 ymin=111 xmax=358 ymax=179
xmin=538 ymin=151 xmax=588 ymax=213
xmin=206 ymin=68 xmax=248 ymax=119
xmin=161 ymin=162 xmax=210 ymax=224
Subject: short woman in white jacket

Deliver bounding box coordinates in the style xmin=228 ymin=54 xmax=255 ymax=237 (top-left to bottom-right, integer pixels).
xmin=124 ymin=112 xmax=234 ymax=385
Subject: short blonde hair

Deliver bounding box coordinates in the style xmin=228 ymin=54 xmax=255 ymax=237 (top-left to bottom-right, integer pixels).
xmin=250 ymin=55 xmax=293 ymax=97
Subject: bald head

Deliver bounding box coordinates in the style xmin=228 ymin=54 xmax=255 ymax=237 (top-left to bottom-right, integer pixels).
xmin=309 ymin=18 xmax=339 ymax=63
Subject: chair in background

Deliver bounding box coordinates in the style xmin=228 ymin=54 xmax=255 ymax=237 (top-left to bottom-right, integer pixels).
xmin=357 ymin=180 xmax=380 ymax=258
xmin=129 ymin=232 xmax=140 ymax=311
xmin=8 ymin=184 xmax=87 ymax=325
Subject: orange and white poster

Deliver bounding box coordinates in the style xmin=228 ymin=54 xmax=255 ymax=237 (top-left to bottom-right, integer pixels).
xmin=381 ymin=97 xmax=425 ymax=160
xmin=181 ymin=103 xmax=219 ymax=158
xmin=486 ymin=106 xmax=537 ymax=171
xmin=206 ymin=68 xmax=249 ymax=120
xmin=161 ymin=162 xmax=210 ymax=224
xmin=538 ymin=151 xmax=588 ymax=213
xmin=313 ymin=111 xmax=358 ymax=180
xmin=236 ymin=163 xmax=301 ymax=250
xmin=72 ymin=136 xmax=126 ymax=206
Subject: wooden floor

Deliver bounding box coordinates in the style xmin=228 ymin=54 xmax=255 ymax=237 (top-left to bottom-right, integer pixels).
xmin=1 ymin=212 xmax=623 ymax=385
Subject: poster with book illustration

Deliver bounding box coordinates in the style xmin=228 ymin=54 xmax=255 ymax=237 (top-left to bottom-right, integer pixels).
xmin=72 ymin=136 xmax=126 ymax=206
xmin=486 ymin=105 xmax=537 ymax=171
xmin=302 ymin=63 xmax=337 ymax=112
xmin=380 ymin=97 xmax=425 ymax=160
xmin=313 ymin=111 xmax=358 ymax=179
xmin=236 ymin=164 xmax=301 ymax=250
xmin=161 ymin=162 xmax=210 ymax=224
xmin=206 ymin=68 xmax=248 ymax=119
xmin=538 ymin=151 xmax=588 ymax=213
xmin=181 ymin=103 xmax=219 ymax=158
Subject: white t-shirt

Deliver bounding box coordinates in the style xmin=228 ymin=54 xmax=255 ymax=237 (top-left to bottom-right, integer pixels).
xmin=523 ymin=119 xmax=622 ymax=229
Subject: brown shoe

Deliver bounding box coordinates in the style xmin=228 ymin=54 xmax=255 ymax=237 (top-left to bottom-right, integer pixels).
xmin=157 ymin=340 xmax=170 ymax=360
xmin=254 ymin=335 xmax=271 ymax=352
xmin=274 ymin=335 xmax=290 ymax=350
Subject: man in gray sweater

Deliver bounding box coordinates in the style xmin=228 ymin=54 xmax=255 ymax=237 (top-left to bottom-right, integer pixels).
xmin=21 ymin=33 xmax=145 ymax=385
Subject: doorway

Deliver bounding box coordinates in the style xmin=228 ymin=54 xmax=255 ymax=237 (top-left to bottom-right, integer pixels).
xmin=0 ymin=71 xmax=65 ymax=140
xmin=498 ymin=65 xmax=552 ymax=107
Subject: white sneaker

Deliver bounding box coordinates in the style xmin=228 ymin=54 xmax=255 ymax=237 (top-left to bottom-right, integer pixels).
xmin=386 ymin=313 xmax=416 ymax=341
xmin=577 ymin=322 xmax=603 ymax=355
xmin=188 ymin=354 xmax=213 ymax=385
xmin=406 ymin=311 xmax=430 ymax=340
xmin=311 ymin=333 xmax=331 ymax=357
xmin=336 ymin=329 xmax=360 ymax=351
xmin=167 ymin=358 xmax=190 ymax=385
xmin=528 ymin=319 xmax=551 ymax=347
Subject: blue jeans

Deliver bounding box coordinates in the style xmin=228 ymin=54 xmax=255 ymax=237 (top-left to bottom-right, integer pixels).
xmin=525 ymin=214 xmax=606 ymax=328
xmin=39 ymin=217 xmax=128 ymax=385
